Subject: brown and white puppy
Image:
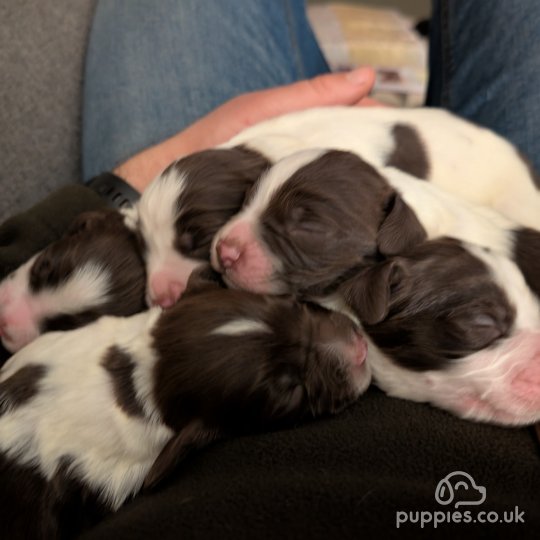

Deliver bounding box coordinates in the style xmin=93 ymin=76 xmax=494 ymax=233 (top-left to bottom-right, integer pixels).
xmin=210 ymin=149 xmax=528 ymax=297
xmin=335 ymin=237 xmax=540 ymax=425
xmin=0 ymin=209 xmax=146 ymax=353
xmin=126 ymin=146 xmax=270 ymax=308
xmin=0 ymin=268 xmax=368 ymax=539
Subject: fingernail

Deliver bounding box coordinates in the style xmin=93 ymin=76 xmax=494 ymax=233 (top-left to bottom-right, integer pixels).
xmin=346 ymin=67 xmax=370 ymax=86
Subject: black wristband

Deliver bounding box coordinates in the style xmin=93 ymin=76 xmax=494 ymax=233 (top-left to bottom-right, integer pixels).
xmin=87 ymin=172 xmax=140 ymax=209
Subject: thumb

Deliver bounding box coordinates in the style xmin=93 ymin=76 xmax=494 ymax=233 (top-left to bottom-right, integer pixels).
xmin=255 ymin=67 xmax=376 ymax=117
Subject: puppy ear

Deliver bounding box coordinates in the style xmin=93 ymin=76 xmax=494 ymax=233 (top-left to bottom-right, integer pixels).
xmin=65 ymin=210 xmax=113 ymax=237
xmin=377 ymin=194 xmax=426 ymax=256
xmin=143 ymin=421 xmax=221 ymax=490
xmin=183 ymin=264 xmax=226 ymax=296
xmin=340 ymin=260 xmax=405 ymax=324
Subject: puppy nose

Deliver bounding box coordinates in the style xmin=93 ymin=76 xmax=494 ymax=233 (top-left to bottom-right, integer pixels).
xmin=216 ymin=239 xmax=242 ymax=269
xmin=351 ymin=333 xmax=368 ymax=367
xmin=149 ymin=277 xmax=186 ymax=308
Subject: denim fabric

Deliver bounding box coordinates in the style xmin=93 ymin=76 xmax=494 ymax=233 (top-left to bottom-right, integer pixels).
xmin=427 ymin=0 xmax=540 ymax=169
xmin=82 ymin=0 xmax=329 ymax=179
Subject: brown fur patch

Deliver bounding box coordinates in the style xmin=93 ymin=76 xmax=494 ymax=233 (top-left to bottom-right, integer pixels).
xmin=386 ymin=123 xmax=430 ymax=179
xmin=0 ymin=364 xmax=47 ymax=415
xmin=101 ymin=346 xmax=145 ymax=417
xmin=513 ymin=227 xmax=540 ymax=297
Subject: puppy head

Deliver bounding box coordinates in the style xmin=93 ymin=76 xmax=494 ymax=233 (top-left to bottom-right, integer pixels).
xmin=339 ymin=238 xmax=516 ymax=370
xmin=211 ymin=149 xmax=426 ymax=296
xmin=130 ymin=146 xmax=270 ymax=308
xmin=151 ymin=275 xmax=369 ymax=430
xmin=0 ymin=210 xmax=146 ymax=352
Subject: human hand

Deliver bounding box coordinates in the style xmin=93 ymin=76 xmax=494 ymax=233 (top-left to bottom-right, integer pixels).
xmin=115 ymin=67 xmax=377 ymax=192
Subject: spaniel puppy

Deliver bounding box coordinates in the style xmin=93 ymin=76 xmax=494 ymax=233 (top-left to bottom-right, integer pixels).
xmin=0 ymin=269 xmax=369 ymax=539
xmin=211 ymin=149 xmax=523 ymax=297
xmin=0 ymin=209 xmax=146 ymax=353
xmin=335 ymin=237 xmax=540 ymax=426
xmin=126 ymin=146 xmax=270 ymax=308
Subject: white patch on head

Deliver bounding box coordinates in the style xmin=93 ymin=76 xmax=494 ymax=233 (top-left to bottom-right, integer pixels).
xmin=210 ymin=318 xmax=271 ymax=336
xmin=137 ymin=168 xmax=186 ymax=269
xmin=0 ymin=257 xmax=112 ymax=352
xmin=33 ymin=261 xmax=112 ymax=318
xmin=242 ymin=148 xmax=326 ymax=223
xmin=136 ymin=167 xmax=205 ymax=304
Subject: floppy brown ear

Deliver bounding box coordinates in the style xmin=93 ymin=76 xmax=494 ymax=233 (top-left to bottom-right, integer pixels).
xmin=183 ymin=264 xmax=226 ymax=297
xmin=143 ymin=421 xmax=220 ymax=490
xmin=340 ymin=260 xmax=405 ymax=325
xmin=377 ymin=194 xmax=426 ymax=256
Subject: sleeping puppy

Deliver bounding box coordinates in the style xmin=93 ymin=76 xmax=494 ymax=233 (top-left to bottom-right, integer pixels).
xmin=0 ymin=209 xmax=146 ymax=353
xmin=336 ymin=237 xmax=540 ymax=425
xmin=125 ymin=146 xmax=270 ymax=307
xmin=210 ymin=149 xmax=530 ymax=297
xmin=224 ymin=106 xmax=540 ymax=230
xmin=0 ymin=268 xmax=368 ymax=539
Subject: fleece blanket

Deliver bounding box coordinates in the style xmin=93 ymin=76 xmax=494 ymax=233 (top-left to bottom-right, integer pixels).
xmin=0 ymin=186 xmax=538 ymax=539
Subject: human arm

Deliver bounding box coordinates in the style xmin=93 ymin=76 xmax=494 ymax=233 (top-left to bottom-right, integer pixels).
xmin=114 ymin=67 xmax=377 ymax=192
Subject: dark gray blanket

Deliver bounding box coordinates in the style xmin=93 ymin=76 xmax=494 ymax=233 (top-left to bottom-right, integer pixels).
xmin=1 ymin=186 xmax=538 ymax=539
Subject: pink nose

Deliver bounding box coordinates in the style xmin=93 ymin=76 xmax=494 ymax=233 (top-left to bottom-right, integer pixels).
xmin=352 ymin=333 xmax=368 ymax=367
xmin=149 ymin=277 xmax=186 ymax=308
xmin=216 ymin=239 xmax=242 ymax=270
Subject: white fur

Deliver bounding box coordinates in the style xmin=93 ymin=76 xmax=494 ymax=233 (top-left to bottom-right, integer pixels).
xmin=224 ymin=106 xmax=540 ymax=229
xmin=0 ymin=256 xmax=113 ymax=352
xmin=0 ymin=308 xmax=172 ymax=511
xmin=134 ymin=168 xmax=203 ymax=305
xmin=211 ymin=318 xmax=271 ymax=336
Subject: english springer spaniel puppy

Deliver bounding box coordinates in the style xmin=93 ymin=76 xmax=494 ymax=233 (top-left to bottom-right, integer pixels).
xmin=0 ymin=209 xmax=146 ymax=353
xmin=0 ymin=268 xmax=368 ymax=539
xmin=125 ymin=146 xmax=270 ymax=308
xmin=210 ymin=149 xmax=532 ymax=297
xmin=335 ymin=237 xmax=540 ymax=426
xmin=224 ymin=106 xmax=540 ymax=230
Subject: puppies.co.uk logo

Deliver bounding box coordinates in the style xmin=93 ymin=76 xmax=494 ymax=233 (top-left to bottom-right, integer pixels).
xmin=396 ymin=471 xmax=525 ymax=529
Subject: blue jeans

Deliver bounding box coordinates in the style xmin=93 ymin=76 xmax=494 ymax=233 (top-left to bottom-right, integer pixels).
xmin=427 ymin=0 xmax=540 ymax=169
xmin=83 ymin=0 xmax=540 ymax=179
xmin=82 ymin=0 xmax=328 ymax=179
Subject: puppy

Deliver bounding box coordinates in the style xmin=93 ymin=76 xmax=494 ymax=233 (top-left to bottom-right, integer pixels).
xmin=224 ymin=106 xmax=540 ymax=229
xmin=211 ymin=149 xmax=525 ymax=296
xmin=0 ymin=268 xmax=368 ymax=539
xmin=336 ymin=238 xmax=540 ymax=425
xmin=126 ymin=146 xmax=270 ymax=307
xmin=0 ymin=209 xmax=146 ymax=353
